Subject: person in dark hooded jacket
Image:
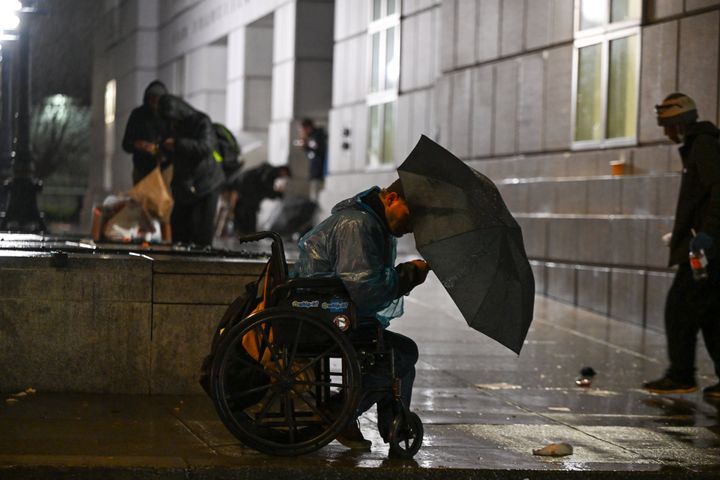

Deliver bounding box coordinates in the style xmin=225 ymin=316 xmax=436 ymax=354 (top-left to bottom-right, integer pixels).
xmin=122 ymin=80 xmax=170 ymax=184
xmin=642 ymin=93 xmax=720 ymax=398
xmin=158 ymin=94 xmax=225 ymax=246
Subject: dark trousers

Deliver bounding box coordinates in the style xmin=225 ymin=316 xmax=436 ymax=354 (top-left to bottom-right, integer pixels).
xmin=350 ymin=320 xmax=418 ymax=439
xmin=171 ymin=190 xmax=219 ymax=247
xmin=665 ymin=262 xmax=720 ymax=382
xmin=234 ymin=199 xmax=260 ymax=235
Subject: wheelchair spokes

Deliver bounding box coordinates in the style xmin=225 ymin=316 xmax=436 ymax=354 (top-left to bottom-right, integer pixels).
xmin=212 ymin=310 xmax=362 ymax=455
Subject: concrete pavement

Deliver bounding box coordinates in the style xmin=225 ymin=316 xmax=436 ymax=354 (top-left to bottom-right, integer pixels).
xmin=1 ymin=273 xmax=718 ymax=479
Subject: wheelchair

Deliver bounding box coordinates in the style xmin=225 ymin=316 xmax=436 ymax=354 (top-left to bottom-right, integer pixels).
xmin=201 ymin=231 xmax=423 ymax=458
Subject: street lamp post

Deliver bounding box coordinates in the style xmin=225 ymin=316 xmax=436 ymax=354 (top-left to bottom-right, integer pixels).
xmin=0 ymin=0 xmax=45 ymax=232
xmin=0 ymin=43 xmax=14 ymax=211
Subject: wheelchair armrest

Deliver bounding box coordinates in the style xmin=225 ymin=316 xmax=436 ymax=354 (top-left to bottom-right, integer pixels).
xmin=271 ymin=277 xmax=346 ymax=297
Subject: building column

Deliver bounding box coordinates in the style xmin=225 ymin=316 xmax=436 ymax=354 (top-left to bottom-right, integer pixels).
xmin=268 ymin=0 xmax=334 ymax=198
xmin=86 ymin=0 xmax=161 ymax=218
xmin=226 ymin=15 xmax=274 ymax=156
xmin=185 ymin=44 xmax=228 ymax=123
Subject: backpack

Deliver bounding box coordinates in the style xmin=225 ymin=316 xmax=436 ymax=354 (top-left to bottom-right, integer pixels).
xmin=212 ymin=123 xmax=243 ymax=180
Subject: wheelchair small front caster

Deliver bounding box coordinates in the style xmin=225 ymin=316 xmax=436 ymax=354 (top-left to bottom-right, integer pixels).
xmin=388 ymin=411 xmax=423 ymax=458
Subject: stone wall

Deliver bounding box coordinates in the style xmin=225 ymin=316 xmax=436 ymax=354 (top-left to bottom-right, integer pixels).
xmin=0 ymin=252 xmax=265 ymax=394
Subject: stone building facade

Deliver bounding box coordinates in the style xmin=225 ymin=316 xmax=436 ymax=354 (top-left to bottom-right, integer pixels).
xmin=89 ymin=0 xmax=334 ymax=201
xmin=90 ymin=0 xmax=720 ymax=331
xmin=325 ymin=0 xmax=720 ymax=332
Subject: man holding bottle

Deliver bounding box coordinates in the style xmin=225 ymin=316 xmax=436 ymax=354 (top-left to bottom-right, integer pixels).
xmin=643 ymin=93 xmax=720 ymax=397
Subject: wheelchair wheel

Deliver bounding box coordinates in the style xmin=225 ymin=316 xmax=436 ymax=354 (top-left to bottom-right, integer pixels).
xmin=388 ymin=411 xmax=423 ymax=458
xmin=211 ymin=308 xmax=362 ymax=456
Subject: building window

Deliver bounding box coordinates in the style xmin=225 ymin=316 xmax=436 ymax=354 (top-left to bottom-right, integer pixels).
xmin=367 ymin=0 xmax=399 ymax=167
xmin=104 ymin=79 xmax=116 ymax=125
xmin=572 ymin=0 xmax=640 ymax=147
xmin=103 ymin=79 xmax=116 ymax=191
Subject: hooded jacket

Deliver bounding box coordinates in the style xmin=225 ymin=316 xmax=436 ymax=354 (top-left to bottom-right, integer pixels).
xmin=158 ymin=95 xmax=225 ymax=204
xmin=235 ymin=163 xmax=285 ymax=208
xmin=121 ymin=81 xmax=169 ymax=180
xmin=669 ymin=120 xmax=720 ymax=266
xmin=290 ymin=187 xmax=403 ymax=326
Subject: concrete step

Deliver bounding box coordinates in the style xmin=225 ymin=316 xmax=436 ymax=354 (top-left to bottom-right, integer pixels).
xmin=471 ymin=144 xmax=677 ymax=182
xmin=499 ymin=173 xmax=680 ymax=217
xmin=531 ymin=261 xmax=673 ymax=331
xmin=516 ymin=214 xmax=674 ymax=269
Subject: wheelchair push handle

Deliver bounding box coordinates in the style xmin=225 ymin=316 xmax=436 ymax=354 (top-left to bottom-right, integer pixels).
xmin=237 ymin=231 xmax=288 ymax=280
xmin=236 ymin=231 xmax=283 ymax=245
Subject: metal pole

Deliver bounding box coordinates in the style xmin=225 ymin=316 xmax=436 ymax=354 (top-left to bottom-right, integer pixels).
xmin=0 ymin=0 xmax=45 ymax=232
xmin=0 ymin=45 xmax=14 ymax=211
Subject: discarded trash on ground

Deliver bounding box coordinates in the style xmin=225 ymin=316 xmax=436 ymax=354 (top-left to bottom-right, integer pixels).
xmin=576 ymin=377 xmax=592 ymax=387
xmin=547 ymin=406 xmax=571 ymax=412
xmin=532 ymin=442 xmax=573 ymax=457
xmin=474 ymin=383 xmax=523 ymax=390
xmin=576 ymin=366 xmax=596 ymax=387
xmin=4 ymin=387 xmax=37 ymax=405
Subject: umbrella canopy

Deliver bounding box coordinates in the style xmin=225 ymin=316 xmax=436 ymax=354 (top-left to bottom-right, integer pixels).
xmin=398 ymin=135 xmax=534 ymax=354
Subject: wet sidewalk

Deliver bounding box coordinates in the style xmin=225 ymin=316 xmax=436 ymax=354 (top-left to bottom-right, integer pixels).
xmin=1 ymin=274 xmax=719 ymax=479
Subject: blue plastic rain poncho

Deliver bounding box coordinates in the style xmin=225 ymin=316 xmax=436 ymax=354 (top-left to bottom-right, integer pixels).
xmin=290 ymin=187 xmax=404 ymax=326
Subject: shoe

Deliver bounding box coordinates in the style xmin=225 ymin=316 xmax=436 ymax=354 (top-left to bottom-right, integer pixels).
xmin=335 ymin=420 xmax=372 ymax=451
xmin=703 ymin=382 xmax=720 ymax=398
xmin=642 ymin=377 xmax=698 ymax=394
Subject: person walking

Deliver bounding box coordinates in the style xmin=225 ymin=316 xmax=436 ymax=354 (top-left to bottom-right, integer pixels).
xmin=157 ymin=95 xmax=225 ymax=246
xmin=296 ymin=118 xmax=327 ymax=202
xmin=642 ymin=93 xmax=720 ymax=398
xmin=121 ymin=80 xmax=170 ymax=184
xmin=291 ymin=179 xmax=429 ymax=450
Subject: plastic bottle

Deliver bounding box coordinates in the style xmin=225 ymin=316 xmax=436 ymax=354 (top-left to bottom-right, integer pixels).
xmin=689 ymin=249 xmax=709 ymax=281
xmin=689 ymin=229 xmax=709 ymax=281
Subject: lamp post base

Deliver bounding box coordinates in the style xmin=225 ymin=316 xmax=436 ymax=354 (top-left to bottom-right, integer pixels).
xmin=0 ymin=176 xmax=46 ymax=233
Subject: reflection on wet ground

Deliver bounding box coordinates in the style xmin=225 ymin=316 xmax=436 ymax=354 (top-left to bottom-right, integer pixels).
xmin=0 ymin=273 xmax=718 ymax=478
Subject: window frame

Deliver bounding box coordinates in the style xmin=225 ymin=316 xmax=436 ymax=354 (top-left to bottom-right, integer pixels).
xmin=365 ymin=0 xmax=400 ymax=170
xmin=571 ymin=0 xmax=642 ymax=150
xmin=574 ymin=0 xmax=641 ymax=38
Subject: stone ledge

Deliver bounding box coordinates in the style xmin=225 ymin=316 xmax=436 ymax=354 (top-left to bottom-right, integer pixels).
xmin=0 ymin=251 xmax=265 ymax=394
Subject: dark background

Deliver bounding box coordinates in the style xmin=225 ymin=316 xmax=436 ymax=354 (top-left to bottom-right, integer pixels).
xmin=28 ymin=0 xmax=99 ymax=106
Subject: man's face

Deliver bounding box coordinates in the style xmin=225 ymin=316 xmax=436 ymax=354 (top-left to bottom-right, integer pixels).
xmin=148 ymin=95 xmax=161 ymax=114
xmin=663 ymin=124 xmax=683 ymax=144
xmin=383 ymin=192 xmax=412 ymax=237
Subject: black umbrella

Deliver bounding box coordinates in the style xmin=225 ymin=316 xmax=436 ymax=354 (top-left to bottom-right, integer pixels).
xmin=398 ymin=135 xmax=534 ymax=354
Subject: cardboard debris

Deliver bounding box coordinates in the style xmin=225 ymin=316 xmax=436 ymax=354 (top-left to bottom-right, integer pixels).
xmin=532 ymin=442 xmax=573 ymax=457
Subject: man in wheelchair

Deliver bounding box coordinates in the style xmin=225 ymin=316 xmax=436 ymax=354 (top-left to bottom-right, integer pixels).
xmin=291 ymin=178 xmax=429 ymax=450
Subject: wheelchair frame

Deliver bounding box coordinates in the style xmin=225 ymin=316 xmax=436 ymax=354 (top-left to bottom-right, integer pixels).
xmin=205 ymin=231 xmax=423 ymax=457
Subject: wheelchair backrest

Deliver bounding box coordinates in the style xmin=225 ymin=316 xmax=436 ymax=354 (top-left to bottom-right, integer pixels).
xmin=237 ymin=231 xmax=357 ymax=333
xmin=276 ymin=285 xmax=356 ymax=328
